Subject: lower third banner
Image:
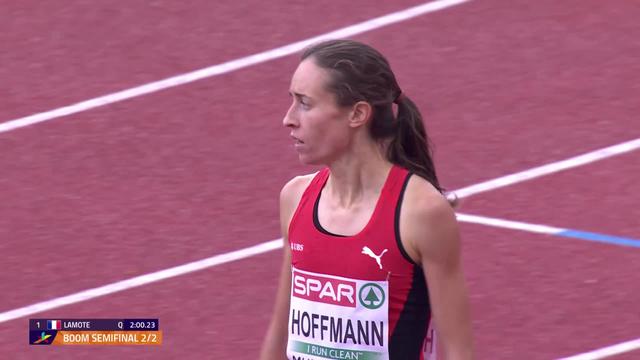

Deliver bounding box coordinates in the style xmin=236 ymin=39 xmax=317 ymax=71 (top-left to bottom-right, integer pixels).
xmin=30 ymin=331 xmax=162 ymax=345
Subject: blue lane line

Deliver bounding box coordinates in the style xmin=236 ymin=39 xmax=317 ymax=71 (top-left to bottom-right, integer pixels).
xmin=556 ymin=230 xmax=640 ymax=248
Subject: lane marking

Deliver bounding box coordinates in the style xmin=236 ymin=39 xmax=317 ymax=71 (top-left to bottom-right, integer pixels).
xmin=556 ymin=338 xmax=640 ymax=360
xmin=0 ymin=239 xmax=282 ymax=323
xmin=457 ymin=213 xmax=640 ymax=248
xmin=456 ymin=213 xmax=562 ymax=234
xmin=0 ymin=0 xmax=471 ymax=134
xmin=453 ymin=138 xmax=640 ymax=199
xmin=557 ymin=230 xmax=640 ymax=248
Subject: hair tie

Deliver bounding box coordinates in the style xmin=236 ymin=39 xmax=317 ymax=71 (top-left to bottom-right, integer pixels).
xmin=393 ymin=91 xmax=403 ymax=104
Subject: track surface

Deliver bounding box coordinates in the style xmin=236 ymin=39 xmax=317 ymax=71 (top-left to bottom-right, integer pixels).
xmin=1 ymin=0 xmax=639 ymax=358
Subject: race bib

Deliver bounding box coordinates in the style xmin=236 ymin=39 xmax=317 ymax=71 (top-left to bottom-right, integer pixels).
xmin=287 ymin=267 xmax=389 ymax=360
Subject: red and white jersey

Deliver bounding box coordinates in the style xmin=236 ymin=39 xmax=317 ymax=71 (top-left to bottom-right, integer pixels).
xmin=286 ymin=165 xmax=436 ymax=360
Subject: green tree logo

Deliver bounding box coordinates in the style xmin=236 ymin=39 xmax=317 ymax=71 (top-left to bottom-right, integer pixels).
xmin=359 ymin=283 xmax=385 ymax=309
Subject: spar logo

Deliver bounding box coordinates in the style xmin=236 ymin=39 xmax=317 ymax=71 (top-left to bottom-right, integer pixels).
xmin=359 ymin=283 xmax=385 ymax=309
xmin=292 ymin=271 xmax=356 ymax=307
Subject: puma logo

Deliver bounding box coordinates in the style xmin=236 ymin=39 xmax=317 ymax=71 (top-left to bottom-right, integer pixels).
xmin=361 ymin=246 xmax=388 ymax=270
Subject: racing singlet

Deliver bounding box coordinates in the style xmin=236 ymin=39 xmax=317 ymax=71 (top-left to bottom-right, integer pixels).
xmin=286 ymin=165 xmax=437 ymax=360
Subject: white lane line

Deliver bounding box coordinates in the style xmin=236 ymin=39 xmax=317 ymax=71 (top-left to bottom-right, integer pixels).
xmin=458 ymin=213 xmax=640 ymax=247
xmin=556 ymin=338 xmax=640 ymax=360
xmin=453 ymin=138 xmax=640 ymax=199
xmin=0 ymin=239 xmax=282 ymax=323
xmin=455 ymin=213 xmax=563 ymax=234
xmin=0 ymin=0 xmax=471 ymax=134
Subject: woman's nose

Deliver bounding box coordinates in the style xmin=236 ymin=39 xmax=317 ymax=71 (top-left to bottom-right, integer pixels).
xmin=282 ymin=105 xmax=297 ymax=128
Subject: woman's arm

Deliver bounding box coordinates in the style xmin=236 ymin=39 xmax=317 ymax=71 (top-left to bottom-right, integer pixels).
xmin=259 ymin=175 xmax=313 ymax=360
xmin=401 ymin=176 xmax=474 ymax=360
xmin=259 ymin=245 xmax=292 ymax=360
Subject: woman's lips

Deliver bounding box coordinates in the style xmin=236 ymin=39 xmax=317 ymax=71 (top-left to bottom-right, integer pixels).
xmin=291 ymin=134 xmax=304 ymax=144
xmin=291 ymin=135 xmax=305 ymax=150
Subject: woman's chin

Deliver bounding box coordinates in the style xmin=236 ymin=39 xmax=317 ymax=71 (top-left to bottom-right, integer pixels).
xmin=298 ymin=154 xmax=323 ymax=166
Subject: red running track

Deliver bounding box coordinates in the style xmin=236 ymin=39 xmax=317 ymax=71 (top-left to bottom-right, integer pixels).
xmin=1 ymin=0 xmax=639 ymax=358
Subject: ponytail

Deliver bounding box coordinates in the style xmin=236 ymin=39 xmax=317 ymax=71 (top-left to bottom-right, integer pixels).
xmin=388 ymin=95 xmax=442 ymax=193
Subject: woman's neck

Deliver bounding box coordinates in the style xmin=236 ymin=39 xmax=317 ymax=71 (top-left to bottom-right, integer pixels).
xmin=325 ymin=139 xmax=393 ymax=208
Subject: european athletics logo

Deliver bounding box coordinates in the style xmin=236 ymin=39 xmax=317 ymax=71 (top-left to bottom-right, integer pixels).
xmin=33 ymin=332 xmax=52 ymax=344
xmin=30 ymin=331 xmax=57 ymax=345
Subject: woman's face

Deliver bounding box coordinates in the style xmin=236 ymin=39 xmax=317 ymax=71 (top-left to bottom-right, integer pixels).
xmin=283 ymin=59 xmax=352 ymax=165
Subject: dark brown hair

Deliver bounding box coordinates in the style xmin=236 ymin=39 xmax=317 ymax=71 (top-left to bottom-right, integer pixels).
xmin=301 ymin=39 xmax=444 ymax=193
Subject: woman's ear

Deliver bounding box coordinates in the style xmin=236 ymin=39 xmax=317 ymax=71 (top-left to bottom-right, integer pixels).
xmin=348 ymin=101 xmax=373 ymax=128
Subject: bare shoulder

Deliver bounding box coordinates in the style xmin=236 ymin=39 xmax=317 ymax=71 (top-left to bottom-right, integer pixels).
xmin=403 ymin=175 xmax=456 ymax=222
xmin=400 ymin=175 xmax=460 ymax=264
xmin=279 ymin=173 xmax=317 ymax=237
xmin=280 ymin=172 xmax=316 ymax=207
